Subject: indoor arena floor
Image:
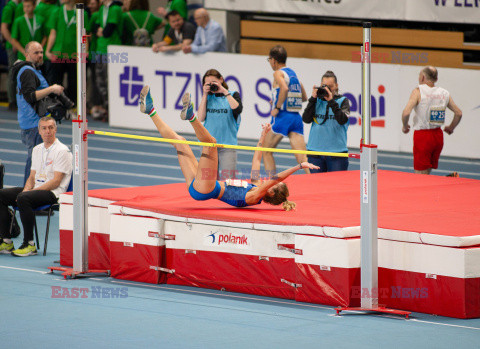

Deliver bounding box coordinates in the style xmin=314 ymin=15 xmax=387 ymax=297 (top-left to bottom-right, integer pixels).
xmin=1 ymin=107 xmax=480 ymax=348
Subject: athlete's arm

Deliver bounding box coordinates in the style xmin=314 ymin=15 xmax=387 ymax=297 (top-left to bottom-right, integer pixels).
xmin=247 ymin=162 xmax=319 ymax=203
xmin=401 ymin=88 xmax=420 ymax=134
xmin=300 ymin=82 xmax=308 ymax=102
xmin=444 ymin=96 xmax=462 ymax=135
xmin=271 ymin=70 xmax=288 ymax=117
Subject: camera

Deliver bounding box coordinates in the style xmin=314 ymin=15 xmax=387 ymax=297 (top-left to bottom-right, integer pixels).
xmin=209 ymin=83 xmax=219 ymax=93
xmin=57 ymin=92 xmax=74 ymax=110
xmin=35 ymin=91 xmax=74 ymax=123
xmin=316 ymin=84 xmax=330 ymax=99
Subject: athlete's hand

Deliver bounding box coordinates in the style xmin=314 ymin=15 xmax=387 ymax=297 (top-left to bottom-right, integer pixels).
xmin=402 ymin=125 xmax=410 ymax=134
xmin=271 ymin=108 xmax=279 ymax=117
xmin=444 ymin=125 xmax=454 ymax=135
xmin=300 ymin=162 xmax=320 ymax=170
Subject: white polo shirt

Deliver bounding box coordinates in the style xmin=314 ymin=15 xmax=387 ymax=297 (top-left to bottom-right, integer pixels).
xmin=31 ymin=138 xmax=73 ymax=198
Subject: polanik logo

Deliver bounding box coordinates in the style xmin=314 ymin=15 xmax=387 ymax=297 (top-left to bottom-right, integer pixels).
xmin=205 ymin=231 xmax=250 ymax=249
xmin=120 ymin=66 xmax=144 ymax=106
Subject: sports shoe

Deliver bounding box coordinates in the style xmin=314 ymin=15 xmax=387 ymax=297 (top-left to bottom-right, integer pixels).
xmin=139 ymin=85 xmax=154 ymax=114
xmin=180 ymin=93 xmax=195 ymax=121
xmin=0 ymin=240 xmax=14 ymax=254
xmin=12 ymin=242 xmax=37 ymax=257
xmin=446 ymin=172 xmax=459 ymax=177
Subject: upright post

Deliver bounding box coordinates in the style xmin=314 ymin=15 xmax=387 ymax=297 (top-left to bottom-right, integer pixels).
xmin=359 ymin=22 xmax=378 ymax=309
xmin=73 ymin=3 xmax=88 ymax=272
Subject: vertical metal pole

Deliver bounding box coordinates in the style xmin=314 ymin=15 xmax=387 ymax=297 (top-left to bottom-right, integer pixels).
xmin=360 ymin=22 xmax=378 ymax=309
xmin=362 ymin=23 xmax=371 ymax=145
xmin=73 ymin=4 xmax=88 ymax=272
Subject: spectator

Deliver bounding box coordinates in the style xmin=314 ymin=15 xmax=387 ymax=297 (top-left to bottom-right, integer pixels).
xmin=123 ymin=0 xmax=163 ymax=47
xmin=302 ymin=71 xmax=351 ymax=173
xmin=151 ymin=10 xmax=194 ymax=53
xmin=1 ymin=0 xmax=22 ymax=110
xmin=263 ymin=45 xmax=309 ymax=176
xmin=0 ymin=116 xmax=72 ymax=257
xmin=402 ymin=66 xmax=462 ymax=175
xmin=34 ymin=0 xmax=59 ymax=84
xmin=182 ymin=8 xmax=226 ymax=54
xmin=46 ymin=0 xmax=89 ymax=104
xmin=197 ymin=69 xmax=243 ymax=180
xmin=91 ymin=0 xmax=123 ymax=120
xmin=10 ymin=0 xmax=47 ymax=61
xmin=156 ymin=0 xmax=187 ymax=40
xmin=11 ymin=41 xmax=64 ymax=184
xmin=86 ymin=0 xmax=103 ymax=117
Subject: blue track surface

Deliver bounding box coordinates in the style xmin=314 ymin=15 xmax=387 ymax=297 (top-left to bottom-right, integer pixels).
xmin=1 ymin=107 xmax=480 ymax=348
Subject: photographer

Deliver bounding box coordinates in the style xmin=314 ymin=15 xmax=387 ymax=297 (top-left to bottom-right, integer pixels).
xmin=197 ymin=69 xmax=242 ymax=180
xmin=12 ymin=41 xmax=65 ymax=184
xmin=302 ymin=70 xmax=351 ymax=173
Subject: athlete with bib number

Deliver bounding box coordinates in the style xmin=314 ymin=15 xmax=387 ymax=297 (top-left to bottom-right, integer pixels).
xmin=401 ymin=66 xmax=462 ymax=175
xmin=263 ymin=45 xmax=310 ymax=176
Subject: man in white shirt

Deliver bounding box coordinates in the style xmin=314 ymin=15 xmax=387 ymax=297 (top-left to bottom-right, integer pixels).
xmin=401 ymin=66 xmax=462 ymax=175
xmin=182 ymin=8 xmax=226 ymax=54
xmin=0 ymin=117 xmax=72 ymax=256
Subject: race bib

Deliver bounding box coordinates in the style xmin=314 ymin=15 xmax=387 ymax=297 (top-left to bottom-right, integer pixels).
xmin=225 ymin=179 xmax=248 ymax=188
xmin=429 ymin=106 xmax=446 ymax=125
xmin=286 ymin=92 xmax=302 ymax=112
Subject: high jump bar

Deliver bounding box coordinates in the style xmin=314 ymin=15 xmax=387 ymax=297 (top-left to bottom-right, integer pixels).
xmin=85 ymin=130 xmax=360 ymax=159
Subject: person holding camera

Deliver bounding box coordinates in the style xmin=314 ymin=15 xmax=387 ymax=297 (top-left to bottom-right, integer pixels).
xmin=302 ymin=70 xmax=351 ymax=173
xmin=196 ymin=69 xmax=242 ymax=180
xmin=12 ymin=41 xmax=65 ymax=184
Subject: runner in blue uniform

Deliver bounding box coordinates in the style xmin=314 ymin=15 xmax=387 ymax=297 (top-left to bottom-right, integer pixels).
xmin=139 ymin=86 xmax=319 ymax=210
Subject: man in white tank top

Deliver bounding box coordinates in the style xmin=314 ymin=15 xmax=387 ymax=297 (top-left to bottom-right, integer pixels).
xmin=401 ymin=66 xmax=462 ymax=175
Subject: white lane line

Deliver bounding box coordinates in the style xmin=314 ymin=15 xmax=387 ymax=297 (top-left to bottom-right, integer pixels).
xmin=0 ymin=265 xmax=49 ymax=274
xmin=409 ymin=318 xmax=480 ymax=330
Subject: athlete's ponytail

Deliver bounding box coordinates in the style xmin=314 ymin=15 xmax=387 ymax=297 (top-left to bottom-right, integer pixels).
xmin=282 ymin=200 xmax=296 ymax=211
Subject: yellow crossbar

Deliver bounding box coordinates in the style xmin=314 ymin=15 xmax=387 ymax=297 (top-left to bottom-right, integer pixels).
xmin=88 ymin=130 xmax=351 ymax=158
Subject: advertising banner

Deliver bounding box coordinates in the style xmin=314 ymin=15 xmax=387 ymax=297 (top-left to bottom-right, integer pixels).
xmin=205 ymin=0 xmax=480 ymax=24
xmin=109 ymin=46 xmax=480 ymax=159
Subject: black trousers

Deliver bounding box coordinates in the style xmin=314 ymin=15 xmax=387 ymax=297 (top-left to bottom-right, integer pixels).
xmin=49 ymin=61 xmax=77 ymax=104
xmin=0 ymin=187 xmax=57 ymax=243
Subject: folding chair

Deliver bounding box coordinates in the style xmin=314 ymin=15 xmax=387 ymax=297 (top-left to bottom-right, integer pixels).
xmin=9 ymin=176 xmax=73 ymax=256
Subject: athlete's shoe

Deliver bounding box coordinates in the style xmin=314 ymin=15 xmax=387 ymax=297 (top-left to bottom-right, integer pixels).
xmin=0 ymin=240 xmax=14 ymax=254
xmin=446 ymin=172 xmax=459 ymax=177
xmin=180 ymin=93 xmax=195 ymax=121
xmin=139 ymin=85 xmax=154 ymax=114
xmin=12 ymin=242 xmax=37 ymax=257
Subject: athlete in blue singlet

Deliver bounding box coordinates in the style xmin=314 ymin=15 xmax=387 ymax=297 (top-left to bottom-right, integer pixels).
xmin=263 ymin=45 xmax=311 ymax=177
xmin=139 ymin=85 xmax=319 ymax=210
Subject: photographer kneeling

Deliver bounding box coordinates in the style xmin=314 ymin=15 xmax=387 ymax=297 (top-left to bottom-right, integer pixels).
xmin=12 ymin=41 xmax=72 ymax=184
xmin=197 ymin=69 xmax=242 ymax=180
xmin=302 ymin=70 xmax=351 ymax=173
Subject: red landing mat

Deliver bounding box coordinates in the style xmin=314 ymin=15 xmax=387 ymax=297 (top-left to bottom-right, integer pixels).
xmin=113 ymin=170 xmax=480 ymax=240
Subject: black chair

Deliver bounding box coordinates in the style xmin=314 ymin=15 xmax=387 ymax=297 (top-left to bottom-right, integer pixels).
xmin=9 ymin=177 xmax=73 ymax=256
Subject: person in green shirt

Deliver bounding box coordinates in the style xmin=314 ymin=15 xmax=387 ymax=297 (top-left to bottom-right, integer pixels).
xmin=122 ymin=0 xmax=163 ymax=47
xmin=45 ymin=0 xmax=89 ymax=104
xmin=90 ymin=0 xmax=122 ymax=120
xmin=34 ymin=0 xmax=59 ymax=84
xmin=1 ymin=0 xmax=22 ymax=109
xmin=11 ymin=0 xmax=47 ymax=60
xmin=156 ymin=0 xmax=186 ymax=40
xmin=86 ymin=0 xmax=103 ymax=118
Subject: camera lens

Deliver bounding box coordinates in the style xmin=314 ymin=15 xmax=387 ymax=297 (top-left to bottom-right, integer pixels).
xmin=57 ymin=92 xmax=74 ymax=109
xmin=209 ymin=83 xmax=219 ymax=93
xmin=316 ymin=85 xmax=329 ymax=98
